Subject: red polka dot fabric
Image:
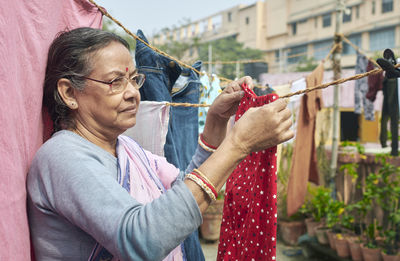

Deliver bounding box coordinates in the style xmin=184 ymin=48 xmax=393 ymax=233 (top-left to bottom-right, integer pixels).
xmin=217 ymin=84 xmax=278 ymax=261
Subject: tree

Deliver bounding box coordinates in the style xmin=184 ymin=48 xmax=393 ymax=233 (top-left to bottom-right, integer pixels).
xmin=295 ymin=57 xmax=318 ymax=72
xmin=197 ymin=36 xmax=264 ymax=79
xmin=102 ymin=18 xmax=136 ymax=51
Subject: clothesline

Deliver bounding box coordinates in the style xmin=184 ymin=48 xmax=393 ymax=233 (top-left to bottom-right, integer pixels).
xmin=339 ymin=34 xmax=380 ymax=68
xmin=88 ymin=0 xmax=397 ymax=108
xmin=165 ymin=64 xmax=399 ymax=107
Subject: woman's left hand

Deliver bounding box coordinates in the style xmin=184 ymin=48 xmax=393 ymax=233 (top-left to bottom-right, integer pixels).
xmin=201 ymin=76 xmax=253 ymax=148
xmin=207 ymin=76 xmax=253 ymax=120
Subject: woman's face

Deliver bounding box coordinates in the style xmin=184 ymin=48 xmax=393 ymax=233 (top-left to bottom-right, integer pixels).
xmin=74 ymin=41 xmax=140 ymax=137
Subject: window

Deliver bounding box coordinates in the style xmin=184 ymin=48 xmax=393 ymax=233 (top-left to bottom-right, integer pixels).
xmin=246 ymin=17 xmax=250 ymax=25
xmin=369 ymin=27 xmax=395 ymax=51
xmin=382 ymin=0 xmax=393 ymax=13
xmin=355 ymin=5 xmax=360 ymax=19
xmin=228 ymin=12 xmax=232 ymax=22
xmin=372 ymin=1 xmax=376 ymax=14
xmin=275 ymin=50 xmax=280 ymax=63
xmin=315 ymin=17 xmax=318 ymax=28
xmin=343 ymin=34 xmax=362 ymax=55
xmin=322 ymin=13 xmax=331 ymax=28
xmin=342 ymin=9 xmax=352 ymax=23
xmin=292 ymin=23 xmax=297 ymax=35
xmin=287 ymin=45 xmax=307 ymax=64
xmin=314 ymin=40 xmax=332 ymax=60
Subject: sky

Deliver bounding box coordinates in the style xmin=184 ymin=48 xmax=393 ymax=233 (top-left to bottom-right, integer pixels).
xmin=95 ymin=0 xmax=259 ymax=36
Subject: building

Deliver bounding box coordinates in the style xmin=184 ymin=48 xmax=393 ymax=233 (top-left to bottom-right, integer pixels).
xmin=152 ymin=0 xmax=400 ymax=73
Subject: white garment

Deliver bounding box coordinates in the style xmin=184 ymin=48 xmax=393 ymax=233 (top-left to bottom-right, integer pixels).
xmin=290 ymin=78 xmax=306 ymax=102
xmin=124 ymin=101 xmax=170 ymax=156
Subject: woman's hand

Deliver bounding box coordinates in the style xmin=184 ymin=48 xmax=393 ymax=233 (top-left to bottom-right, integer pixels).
xmin=202 ymin=76 xmax=253 ymax=148
xmin=228 ymin=98 xmax=294 ymax=155
xmin=207 ymin=76 xmax=253 ymax=120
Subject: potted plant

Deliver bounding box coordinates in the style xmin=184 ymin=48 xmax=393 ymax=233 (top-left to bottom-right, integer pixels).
xmin=374 ymin=156 xmax=400 ymax=261
xmin=300 ymin=185 xmax=331 ymax=237
xmin=325 ymin=199 xmax=345 ymax=251
xmin=358 ymin=172 xmax=382 ymax=261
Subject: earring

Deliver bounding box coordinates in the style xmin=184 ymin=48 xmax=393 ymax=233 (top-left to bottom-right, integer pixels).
xmin=70 ymin=102 xmax=75 ymax=107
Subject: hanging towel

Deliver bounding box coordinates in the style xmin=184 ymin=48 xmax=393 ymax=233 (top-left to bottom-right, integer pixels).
xmin=354 ymin=52 xmax=375 ymax=121
xmin=217 ymin=84 xmax=279 ymax=261
xmin=287 ymin=64 xmax=324 ymax=217
xmin=290 ymin=78 xmax=307 ymax=102
xmin=124 ymin=101 xmax=170 ymax=157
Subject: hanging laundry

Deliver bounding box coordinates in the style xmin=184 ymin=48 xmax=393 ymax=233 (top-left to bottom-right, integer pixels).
xmin=287 ymin=64 xmax=324 ymax=217
xmin=366 ymin=60 xmax=384 ymax=102
xmin=217 ymin=84 xmax=279 ymax=261
xmin=354 ymin=51 xmax=375 ymax=121
xmin=290 ymin=78 xmax=307 ymax=102
xmin=198 ymin=73 xmax=222 ymax=133
xmin=124 ymin=101 xmax=170 ymax=157
xmin=380 ymin=77 xmax=399 ymax=156
xmin=135 ymin=29 xmax=205 ymax=261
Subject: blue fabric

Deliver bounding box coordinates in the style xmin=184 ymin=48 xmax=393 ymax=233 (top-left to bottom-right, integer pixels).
xmin=135 ymin=29 xmax=205 ymax=261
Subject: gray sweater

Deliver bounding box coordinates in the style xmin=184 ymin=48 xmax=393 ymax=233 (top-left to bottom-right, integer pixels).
xmin=27 ymin=130 xmax=209 ymax=261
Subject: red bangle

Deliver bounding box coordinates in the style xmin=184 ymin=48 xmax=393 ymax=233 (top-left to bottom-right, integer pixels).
xmin=190 ymin=171 xmax=218 ymax=200
xmin=199 ymin=133 xmax=218 ymax=150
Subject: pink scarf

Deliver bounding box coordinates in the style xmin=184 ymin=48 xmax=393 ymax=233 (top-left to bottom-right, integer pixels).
xmin=89 ymin=135 xmax=183 ymax=261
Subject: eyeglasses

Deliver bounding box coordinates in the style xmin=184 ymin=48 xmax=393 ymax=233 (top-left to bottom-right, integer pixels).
xmin=83 ymin=73 xmax=146 ymax=94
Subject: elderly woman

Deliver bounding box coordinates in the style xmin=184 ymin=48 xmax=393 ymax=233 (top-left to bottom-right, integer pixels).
xmin=27 ymin=27 xmax=293 ymax=261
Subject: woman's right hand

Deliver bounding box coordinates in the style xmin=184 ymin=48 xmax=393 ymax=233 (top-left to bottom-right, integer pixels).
xmin=228 ymin=98 xmax=294 ymax=156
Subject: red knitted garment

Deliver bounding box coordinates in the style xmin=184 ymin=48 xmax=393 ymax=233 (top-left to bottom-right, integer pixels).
xmin=217 ymin=84 xmax=278 ymax=261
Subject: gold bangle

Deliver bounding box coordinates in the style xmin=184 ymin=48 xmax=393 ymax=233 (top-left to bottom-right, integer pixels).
xmin=192 ymin=168 xmax=216 ymax=192
xmin=198 ymin=135 xmax=216 ymax=153
xmin=186 ymin=173 xmax=217 ymax=201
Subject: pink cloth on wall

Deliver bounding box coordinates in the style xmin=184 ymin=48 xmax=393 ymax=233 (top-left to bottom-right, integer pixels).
xmin=0 ymin=1 xmax=102 ymax=260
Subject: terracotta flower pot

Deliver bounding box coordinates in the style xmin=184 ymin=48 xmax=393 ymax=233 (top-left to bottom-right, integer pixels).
xmin=334 ymin=235 xmax=350 ymax=258
xmin=381 ymin=251 xmax=400 ymax=261
xmin=326 ymin=230 xmax=336 ymax=250
xmin=305 ymin=218 xmax=320 ymax=237
xmin=315 ymin=227 xmax=329 ymax=245
xmin=278 ymin=220 xmax=306 ymax=246
xmin=361 ymin=244 xmax=382 ymax=261
xmin=200 ymin=199 xmax=224 ymax=242
xmin=347 ymin=237 xmax=363 ymax=261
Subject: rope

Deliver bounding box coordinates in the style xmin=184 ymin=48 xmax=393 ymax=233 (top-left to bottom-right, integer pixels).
xmin=165 ymin=64 xmax=400 ymax=106
xmin=339 ymin=34 xmax=380 ymax=68
xmin=280 ymin=64 xmax=400 ymax=99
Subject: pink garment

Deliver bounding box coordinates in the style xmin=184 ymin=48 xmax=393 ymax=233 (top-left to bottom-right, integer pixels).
xmin=117 ymin=136 xmax=183 ymax=261
xmin=0 ymin=1 xmax=102 ymax=260
xmin=124 ymin=101 xmax=170 ymax=157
